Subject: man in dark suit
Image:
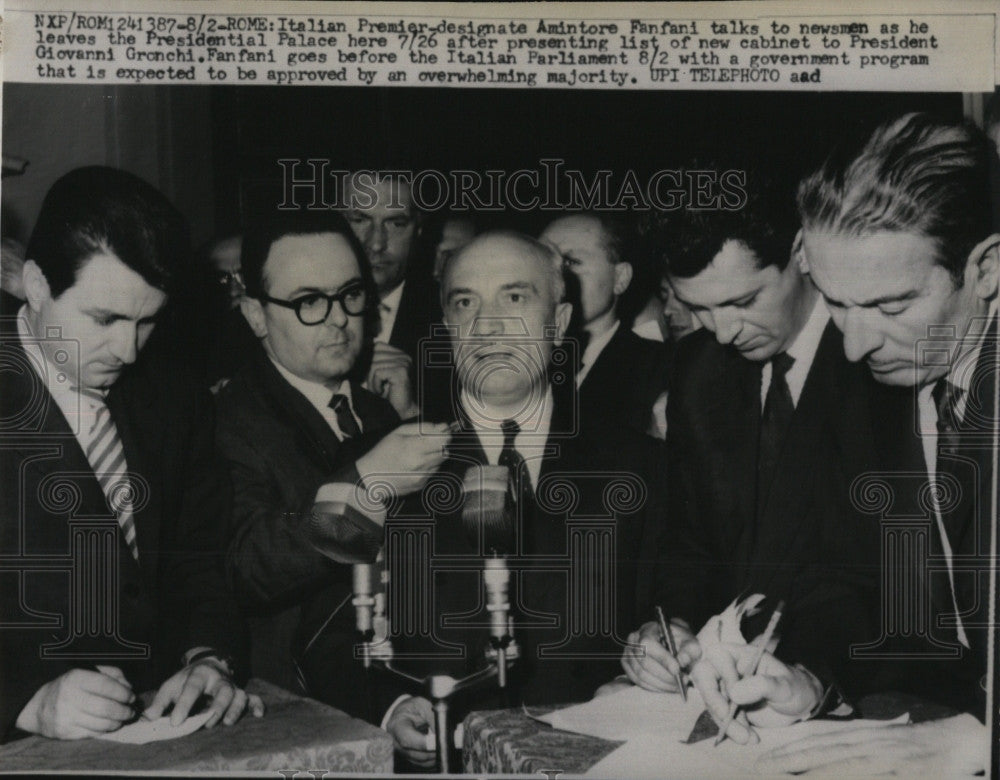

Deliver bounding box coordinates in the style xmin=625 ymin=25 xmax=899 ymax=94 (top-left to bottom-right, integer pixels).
xmin=620 ymin=172 xmax=879 ymax=739
xmin=540 ymin=213 xmax=670 ymax=437
xmin=215 ymin=209 xmax=449 ymax=712
xmin=0 ymin=167 xmax=259 ymax=743
xmin=380 ymin=231 xmax=663 ymax=768
xmin=758 ymin=113 xmax=997 ymax=775
xmin=341 ymin=172 xmax=445 ymax=416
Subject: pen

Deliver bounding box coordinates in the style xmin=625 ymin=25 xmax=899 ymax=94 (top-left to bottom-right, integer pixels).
xmin=714 ymin=599 xmax=785 ymax=747
xmin=654 ymin=606 xmax=686 ymax=701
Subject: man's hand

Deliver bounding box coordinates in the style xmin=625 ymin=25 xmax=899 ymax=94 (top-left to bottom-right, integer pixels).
xmin=621 ymin=619 xmax=697 ymax=694
xmin=15 ymin=666 xmax=136 ymax=739
xmin=755 ymin=713 xmax=986 ymax=775
xmin=356 ymin=422 xmax=450 ymax=499
xmin=386 ymin=696 xmax=437 ymax=768
xmin=726 ymin=646 xmax=823 ymax=728
xmin=144 ymin=659 xmax=264 ymax=728
xmin=366 ymin=343 xmax=418 ymax=419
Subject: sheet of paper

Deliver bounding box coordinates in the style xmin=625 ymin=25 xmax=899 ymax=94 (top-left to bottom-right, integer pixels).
xmin=585 ymin=708 xmax=910 ymax=778
xmin=535 ymin=685 xmax=706 ymax=741
xmin=95 ymin=710 xmax=213 ymax=745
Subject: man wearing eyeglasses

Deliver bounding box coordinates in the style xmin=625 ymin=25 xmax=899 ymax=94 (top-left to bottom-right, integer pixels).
xmin=214 ymin=209 xmax=450 ymax=715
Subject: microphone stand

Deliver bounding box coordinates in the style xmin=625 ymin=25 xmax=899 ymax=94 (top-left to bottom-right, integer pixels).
xmin=352 ymin=554 xmax=519 ymax=773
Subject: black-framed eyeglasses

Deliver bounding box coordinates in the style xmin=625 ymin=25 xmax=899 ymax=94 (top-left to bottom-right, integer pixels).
xmin=260 ymin=282 xmax=368 ymax=326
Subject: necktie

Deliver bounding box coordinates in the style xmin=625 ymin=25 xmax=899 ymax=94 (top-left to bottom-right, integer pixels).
xmin=80 ymin=392 xmax=139 ymax=562
xmin=932 ymin=378 xmax=964 ymax=457
xmin=329 ymin=393 xmax=362 ymax=439
xmin=757 ymin=352 xmax=795 ymax=512
xmin=499 ymin=418 xmax=535 ymax=513
xmin=929 ymin=377 xmax=968 ymax=627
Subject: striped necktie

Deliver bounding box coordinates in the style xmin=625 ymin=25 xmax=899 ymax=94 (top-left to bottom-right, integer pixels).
xmin=80 ymin=390 xmax=139 ymax=562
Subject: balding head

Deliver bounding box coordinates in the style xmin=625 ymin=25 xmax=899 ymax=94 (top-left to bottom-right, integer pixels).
xmin=440 ymin=230 xmax=572 ymax=413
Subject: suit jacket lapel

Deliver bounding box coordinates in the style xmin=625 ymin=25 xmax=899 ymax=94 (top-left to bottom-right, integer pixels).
xmin=753 ymin=323 xmax=842 ymax=597
xmin=252 ymin=350 xmax=346 ymax=472
xmin=2 ymin=329 xmax=125 ymax=557
xmin=729 ymin=354 xmax=762 ymax=566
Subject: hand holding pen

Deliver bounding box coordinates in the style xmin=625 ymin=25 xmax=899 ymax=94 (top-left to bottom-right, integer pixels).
xmin=655 ymin=606 xmax=687 ymax=701
xmin=621 ymin=615 xmax=697 ymax=695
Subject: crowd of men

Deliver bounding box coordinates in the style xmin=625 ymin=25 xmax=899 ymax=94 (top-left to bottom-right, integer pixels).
xmin=0 ymin=110 xmax=997 ymax=775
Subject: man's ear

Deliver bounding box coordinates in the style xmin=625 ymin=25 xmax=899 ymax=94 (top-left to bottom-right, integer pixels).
xmin=965 ymin=233 xmax=1000 ymax=302
xmin=21 ymin=260 xmax=52 ymax=312
xmin=552 ymin=301 xmax=572 ymax=345
xmin=240 ymin=296 xmax=269 ymax=339
xmin=791 ymin=230 xmax=808 ymax=274
xmin=612 ymin=262 xmax=634 ymax=296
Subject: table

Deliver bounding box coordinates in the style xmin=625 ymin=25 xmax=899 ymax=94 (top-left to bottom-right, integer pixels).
xmin=462 ymin=693 xmax=956 ymax=774
xmin=0 ymin=679 xmax=394 ymax=773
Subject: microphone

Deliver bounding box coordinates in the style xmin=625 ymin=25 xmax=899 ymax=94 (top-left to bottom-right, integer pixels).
xmin=483 ymin=555 xmax=514 ymax=687
xmin=460 ymin=464 xmax=514 ymax=554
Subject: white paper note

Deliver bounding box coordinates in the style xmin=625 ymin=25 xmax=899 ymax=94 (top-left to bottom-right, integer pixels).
xmin=535 ymin=685 xmax=706 ymax=741
xmin=580 ymin=693 xmax=909 ymax=779
xmin=95 ymin=710 xmax=213 ymax=745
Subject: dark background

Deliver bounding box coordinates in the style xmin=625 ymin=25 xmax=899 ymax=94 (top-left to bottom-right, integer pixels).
xmin=3 ymin=84 xmax=962 ymax=248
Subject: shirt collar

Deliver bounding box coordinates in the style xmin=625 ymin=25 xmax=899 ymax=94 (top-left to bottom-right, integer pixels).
xmin=578 ymin=319 xmax=620 ymax=385
xmin=460 ymin=385 xmax=554 ymax=441
xmin=379 ymin=281 xmax=405 ymax=315
xmin=785 ymin=295 xmax=829 ymax=367
xmin=269 ymin=356 xmax=351 ymax=413
xmin=947 ymin=298 xmax=997 ymax=395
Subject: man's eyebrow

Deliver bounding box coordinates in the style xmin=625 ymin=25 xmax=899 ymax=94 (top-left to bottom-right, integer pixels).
xmin=499 ymin=281 xmax=538 ymax=294
xmin=824 ymin=289 xmax=920 ymax=307
xmin=679 ymin=285 xmax=760 ymax=309
xmin=446 ymin=286 xmax=477 ymax=303
xmin=286 ymin=278 xmax=364 ymax=298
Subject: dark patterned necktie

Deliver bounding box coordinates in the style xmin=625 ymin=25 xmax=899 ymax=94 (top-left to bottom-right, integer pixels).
xmin=928 ymin=377 xmax=968 ymax=639
xmin=933 ymin=378 xmax=964 ymax=457
xmin=499 ymin=419 xmax=535 ymax=517
xmin=329 ymin=393 xmax=361 ymax=439
xmin=757 ymin=352 xmax=795 ymax=512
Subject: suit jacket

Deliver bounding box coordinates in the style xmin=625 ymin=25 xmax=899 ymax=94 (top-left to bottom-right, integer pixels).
xmin=578 ymin=326 xmax=670 ymax=437
xmin=386 ymin=272 xmax=443 ymax=366
xmin=656 ymin=323 xmax=886 ymax=694
xmin=835 ymin=318 xmax=998 ymax=718
xmin=215 ymin=346 xmax=399 ymax=704
xmin=0 ymin=319 xmax=245 ymax=742
xmin=379 ymin=388 xmax=665 ymax=720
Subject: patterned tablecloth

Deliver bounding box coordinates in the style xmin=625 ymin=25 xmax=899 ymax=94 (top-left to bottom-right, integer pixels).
xmin=0 ymin=678 xmax=394 ymax=773
xmin=462 ymin=693 xmax=956 ymax=774
xmin=463 ymin=706 xmax=623 ymax=775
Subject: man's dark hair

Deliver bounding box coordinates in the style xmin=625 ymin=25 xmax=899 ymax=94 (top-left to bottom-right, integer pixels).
xmin=797 ymin=112 xmax=995 ymax=284
xmin=26 ymin=166 xmax=187 ymax=298
xmin=241 ymin=209 xmax=373 ymax=298
xmin=645 ymin=167 xmax=798 ymax=280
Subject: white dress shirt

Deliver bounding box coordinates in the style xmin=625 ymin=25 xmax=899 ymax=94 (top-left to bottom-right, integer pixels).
xmin=374 ymin=281 xmax=405 ymax=345
xmin=760 ymin=297 xmax=829 ymax=410
xmin=460 ymin=386 xmax=554 ymax=488
xmin=270 ymin=358 xmax=362 ymax=441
